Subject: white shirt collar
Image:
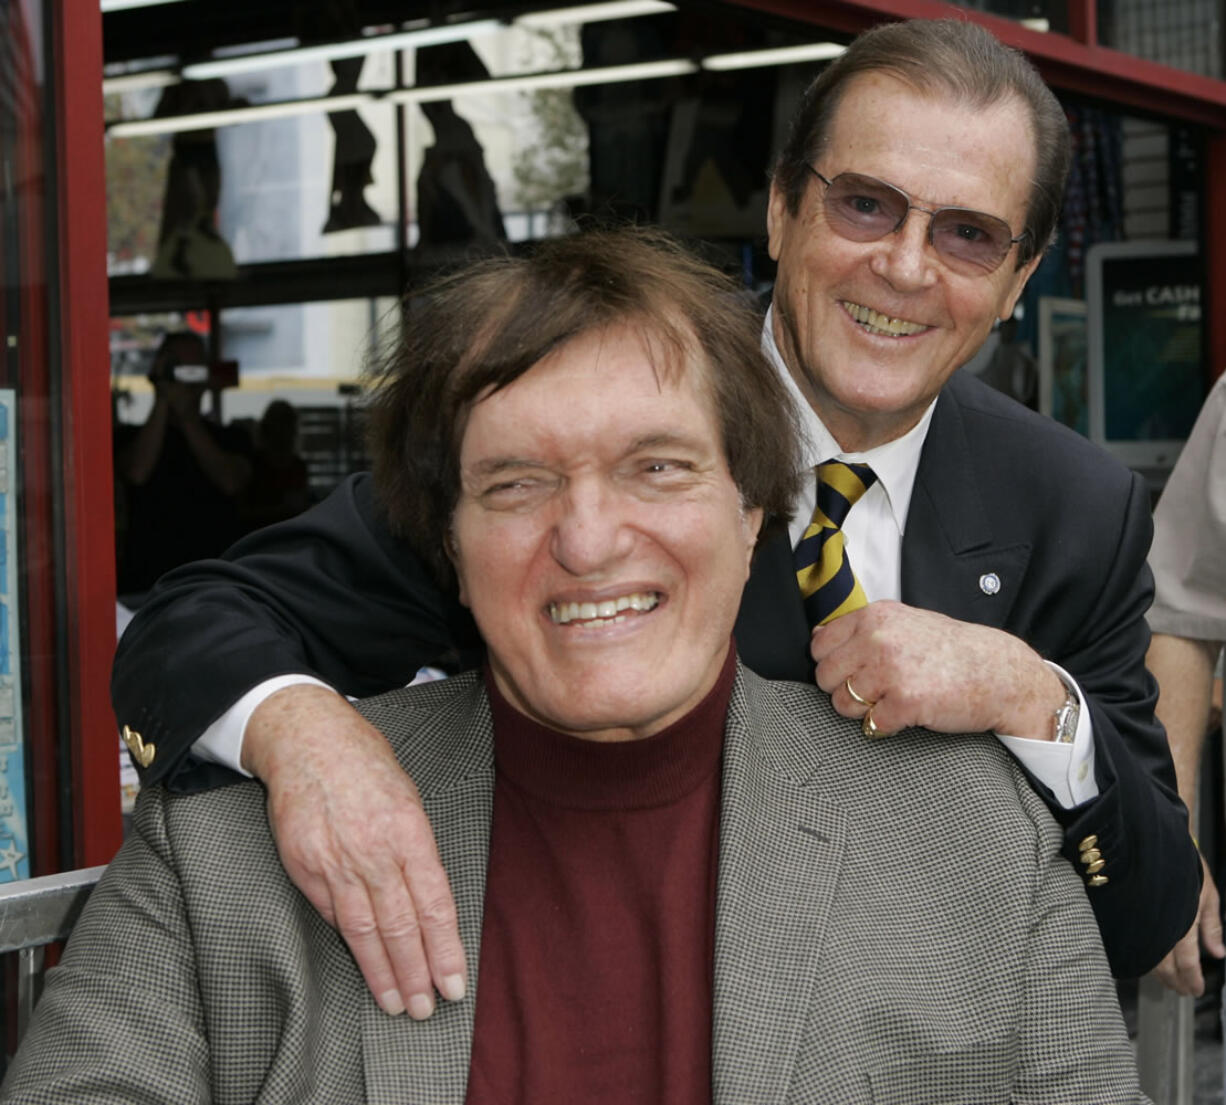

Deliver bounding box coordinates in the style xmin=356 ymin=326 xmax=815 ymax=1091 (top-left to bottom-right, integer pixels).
xmin=761 ymin=305 xmax=937 ymax=536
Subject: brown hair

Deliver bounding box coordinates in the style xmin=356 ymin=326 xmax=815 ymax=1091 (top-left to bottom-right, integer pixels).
xmin=773 ymin=18 xmax=1071 ymax=266
xmin=367 ymin=227 xmax=803 ymax=589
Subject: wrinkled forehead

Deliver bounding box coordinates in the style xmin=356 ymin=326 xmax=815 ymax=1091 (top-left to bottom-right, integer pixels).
xmin=824 ymin=67 xmax=1036 ymax=141
xmin=819 ymin=74 xmax=1036 ymax=220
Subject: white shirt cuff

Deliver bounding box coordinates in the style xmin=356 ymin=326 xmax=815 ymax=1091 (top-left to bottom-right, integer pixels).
xmin=995 ymin=662 xmax=1097 ymax=810
xmin=191 ymin=674 xmax=336 ymax=777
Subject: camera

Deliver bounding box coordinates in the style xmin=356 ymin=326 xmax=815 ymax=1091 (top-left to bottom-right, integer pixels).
xmin=150 ymin=359 xmax=240 ymax=389
xmin=170 ymin=364 xmax=209 ymax=385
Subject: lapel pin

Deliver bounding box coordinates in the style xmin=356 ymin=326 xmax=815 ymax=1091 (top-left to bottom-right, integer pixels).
xmin=979 ymin=572 xmax=1001 ymax=596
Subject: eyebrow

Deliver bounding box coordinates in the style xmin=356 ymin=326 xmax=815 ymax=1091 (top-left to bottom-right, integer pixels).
xmin=466 ymin=456 xmax=549 ymax=479
xmin=625 ymin=430 xmax=706 ymax=454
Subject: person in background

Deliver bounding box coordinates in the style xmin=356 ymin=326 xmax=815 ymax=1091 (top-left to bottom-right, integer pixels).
xmin=4 ymin=229 xmax=1144 ymax=1104
xmin=1148 ymin=371 xmax=1226 ymax=998
xmin=114 ymin=330 xmax=251 ymax=597
xmin=110 ymin=18 xmax=1198 ymax=1016
xmin=240 ymin=398 xmax=310 ymax=533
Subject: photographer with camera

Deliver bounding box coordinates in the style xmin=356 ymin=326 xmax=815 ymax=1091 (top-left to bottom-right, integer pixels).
xmin=115 ymin=330 xmax=252 ymax=598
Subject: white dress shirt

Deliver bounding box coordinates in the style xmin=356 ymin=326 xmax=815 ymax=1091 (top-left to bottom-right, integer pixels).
xmin=194 ymin=311 xmax=1097 ymax=808
xmin=765 ymin=308 xmax=1095 ymax=809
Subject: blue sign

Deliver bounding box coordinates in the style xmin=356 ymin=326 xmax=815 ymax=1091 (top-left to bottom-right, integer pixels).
xmin=0 ymin=391 xmax=29 ymax=881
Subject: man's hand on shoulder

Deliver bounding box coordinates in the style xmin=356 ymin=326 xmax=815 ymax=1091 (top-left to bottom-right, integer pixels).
xmin=243 ymin=684 xmax=467 ymax=1018
xmin=812 ymin=600 xmax=1066 ymax=740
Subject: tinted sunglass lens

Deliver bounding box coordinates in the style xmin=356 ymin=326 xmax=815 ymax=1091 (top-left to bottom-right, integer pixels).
xmin=930 ymin=211 xmax=1011 ymax=271
xmin=823 ymin=175 xmax=907 ymax=239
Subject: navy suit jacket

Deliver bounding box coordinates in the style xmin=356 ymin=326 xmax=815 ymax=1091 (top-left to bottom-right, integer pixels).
xmin=112 ymin=369 xmax=1198 ymax=977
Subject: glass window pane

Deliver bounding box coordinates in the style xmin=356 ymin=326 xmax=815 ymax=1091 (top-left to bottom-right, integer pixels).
xmin=943 ymin=1 xmax=1069 ymax=33
xmin=1098 ymin=0 xmax=1223 ymax=79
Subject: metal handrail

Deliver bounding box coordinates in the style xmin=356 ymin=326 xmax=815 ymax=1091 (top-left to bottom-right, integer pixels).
xmin=0 ymin=866 xmax=104 ymax=1041
xmin=0 ymin=866 xmax=104 ymax=954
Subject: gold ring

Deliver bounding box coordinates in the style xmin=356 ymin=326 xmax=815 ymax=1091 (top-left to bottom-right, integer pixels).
xmin=861 ymin=708 xmax=883 ymax=739
xmin=845 ymin=677 xmax=874 ymax=708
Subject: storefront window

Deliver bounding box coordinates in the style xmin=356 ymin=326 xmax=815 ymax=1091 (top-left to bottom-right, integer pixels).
xmin=1098 ymin=0 xmax=1223 ymax=79
xmin=104 ymin=25 xmax=595 ymax=271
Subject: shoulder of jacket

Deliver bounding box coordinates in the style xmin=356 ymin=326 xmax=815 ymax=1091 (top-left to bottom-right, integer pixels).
xmin=734 ymin=666 xmax=1057 ymax=849
xmin=357 ymin=672 xmax=492 ymax=792
xmin=942 ymin=371 xmax=1138 ymax=490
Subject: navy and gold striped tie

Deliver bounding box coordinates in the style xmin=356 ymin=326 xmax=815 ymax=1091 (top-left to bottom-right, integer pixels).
xmin=794 ymin=461 xmax=878 ymax=627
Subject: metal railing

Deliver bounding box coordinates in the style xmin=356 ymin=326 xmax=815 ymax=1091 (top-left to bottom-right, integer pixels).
xmin=1136 ymin=977 xmax=1196 ymax=1105
xmin=0 ymin=866 xmax=104 ymax=1042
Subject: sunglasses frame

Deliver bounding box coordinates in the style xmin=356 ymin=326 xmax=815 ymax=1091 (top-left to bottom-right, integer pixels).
xmin=806 ymin=166 xmax=1030 ymax=275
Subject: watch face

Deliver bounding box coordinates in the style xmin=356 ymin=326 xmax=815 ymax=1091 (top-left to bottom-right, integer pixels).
xmin=1055 ymin=700 xmax=1079 ymax=744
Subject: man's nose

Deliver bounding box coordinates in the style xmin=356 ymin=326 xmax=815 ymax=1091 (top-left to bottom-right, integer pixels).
xmin=868 ymin=209 xmax=939 ymax=291
xmin=550 ymin=478 xmax=635 ymax=576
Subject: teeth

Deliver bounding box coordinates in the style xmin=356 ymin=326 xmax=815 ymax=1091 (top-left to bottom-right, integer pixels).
xmin=843 ymin=301 xmax=928 ymax=337
xmin=549 ymin=592 xmax=660 ymax=626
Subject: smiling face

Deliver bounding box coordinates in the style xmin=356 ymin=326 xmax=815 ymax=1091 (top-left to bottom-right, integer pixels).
xmin=767 ymin=72 xmax=1042 ymax=452
xmin=449 ymin=324 xmax=762 ymax=743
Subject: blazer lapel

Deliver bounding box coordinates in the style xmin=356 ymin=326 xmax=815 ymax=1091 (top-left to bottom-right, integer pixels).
xmin=901 ymin=381 xmax=1029 ymax=628
xmin=712 ymin=670 xmax=847 ymax=1105
xmin=361 ymin=682 xmax=496 ymax=1103
xmin=735 ymin=519 xmax=813 ymax=682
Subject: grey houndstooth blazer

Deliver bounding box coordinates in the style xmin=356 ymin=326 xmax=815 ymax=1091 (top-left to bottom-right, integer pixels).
xmin=3 ymin=666 xmax=1145 ymax=1104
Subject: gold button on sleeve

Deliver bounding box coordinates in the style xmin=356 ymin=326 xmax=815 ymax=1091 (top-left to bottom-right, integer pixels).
xmin=121 ymin=725 xmax=156 ymax=768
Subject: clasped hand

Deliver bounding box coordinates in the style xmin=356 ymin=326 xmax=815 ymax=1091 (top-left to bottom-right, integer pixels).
xmin=812 ymin=600 xmax=1066 ymax=742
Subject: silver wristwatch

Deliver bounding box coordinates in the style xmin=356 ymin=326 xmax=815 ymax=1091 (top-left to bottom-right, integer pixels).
xmin=1052 ymin=673 xmax=1080 ymax=744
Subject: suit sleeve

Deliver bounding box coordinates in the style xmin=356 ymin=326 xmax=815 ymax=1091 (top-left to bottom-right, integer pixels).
xmin=111 ymin=472 xmax=482 ymax=790
xmin=0 ymin=792 xmax=211 ymax=1104
xmin=1013 ymin=803 xmax=1145 ymax=1104
xmin=1042 ymin=470 xmax=1199 ymax=978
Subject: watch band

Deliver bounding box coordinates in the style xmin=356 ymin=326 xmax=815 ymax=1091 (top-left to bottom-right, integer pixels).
xmin=1052 ymin=673 xmax=1080 ymax=745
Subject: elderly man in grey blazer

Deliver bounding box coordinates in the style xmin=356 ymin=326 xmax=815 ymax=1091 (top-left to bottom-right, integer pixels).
xmin=4 ymin=230 xmax=1143 ymax=1104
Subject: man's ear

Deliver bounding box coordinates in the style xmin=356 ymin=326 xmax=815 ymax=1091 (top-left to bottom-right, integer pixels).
xmin=741 ymin=505 xmax=765 ymax=576
xmin=444 ymin=528 xmax=470 ymax=608
xmin=998 ymin=251 xmax=1043 ymax=322
xmin=766 ymin=181 xmax=790 ymax=264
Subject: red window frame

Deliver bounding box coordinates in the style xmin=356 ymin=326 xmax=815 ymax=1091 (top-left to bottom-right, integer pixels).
xmin=55 ymin=3 xmax=121 ymax=868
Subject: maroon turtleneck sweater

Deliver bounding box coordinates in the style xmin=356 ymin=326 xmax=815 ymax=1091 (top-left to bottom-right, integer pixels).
xmin=464 ymin=645 xmax=736 ymax=1105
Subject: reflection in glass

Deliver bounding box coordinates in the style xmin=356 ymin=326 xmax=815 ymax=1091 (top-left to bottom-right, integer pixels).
xmin=1098 ymin=0 xmax=1222 ymax=79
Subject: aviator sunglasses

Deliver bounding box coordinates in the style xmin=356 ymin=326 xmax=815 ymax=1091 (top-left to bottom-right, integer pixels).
xmin=806 ymin=166 xmax=1030 ymax=276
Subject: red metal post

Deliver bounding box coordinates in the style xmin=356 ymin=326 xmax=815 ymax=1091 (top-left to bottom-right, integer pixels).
xmin=1066 ymin=0 xmax=1097 ymax=48
xmin=52 ymin=2 xmax=122 ymax=867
